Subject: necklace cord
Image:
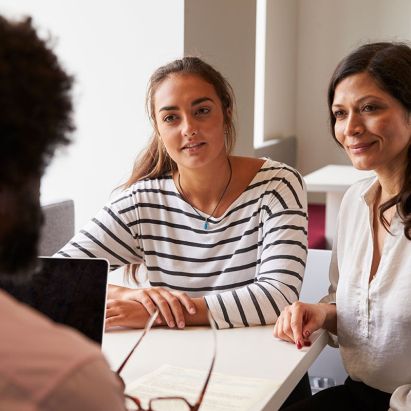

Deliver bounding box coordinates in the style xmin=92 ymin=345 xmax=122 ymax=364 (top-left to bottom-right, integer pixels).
xmin=177 ymin=159 xmax=232 ymax=229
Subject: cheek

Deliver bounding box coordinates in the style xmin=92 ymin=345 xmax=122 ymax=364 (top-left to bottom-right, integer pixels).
xmin=334 ymin=122 xmax=345 ymax=145
xmin=159 ymin=131 xmax=182 ymax=158
xmin=156 ymin=122 xmax=174 ymax=141
xmin=368 ymin=117 xmax=390 ymax=134
xmin=366 ymin=111 xmax=406 ymax=138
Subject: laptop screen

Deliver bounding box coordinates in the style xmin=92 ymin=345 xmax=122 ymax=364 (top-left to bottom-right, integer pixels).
xmin=4 ymin=257 xmax=109 ymax=345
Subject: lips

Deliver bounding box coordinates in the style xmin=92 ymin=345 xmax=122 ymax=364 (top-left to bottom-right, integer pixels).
xmin=182 ymin=142 xmax=205 ymax=150
xmin=348 ymin=141 xmax=376 ymax=154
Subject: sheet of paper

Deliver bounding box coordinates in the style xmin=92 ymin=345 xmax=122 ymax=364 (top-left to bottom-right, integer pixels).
xmin=126 ymin=364 xmax=278 ymax=411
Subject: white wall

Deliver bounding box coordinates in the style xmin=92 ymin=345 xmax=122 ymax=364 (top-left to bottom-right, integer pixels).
xmin=263 ymin=0 xmax=298 ymax=141
xmin=184 ymin=0 xmax=257 ymax=156
xmin=7 ymin=0 xmax=411 ymax=222
xmin=296 ymin=0 xmax=411 ymax=176
xmin=2 ymin=0 xmax=258 ymax=228
xmin=252 ymin=0 xmax=299 ymax=166
xmin=0 ymin=0 xmax=184 ymax=229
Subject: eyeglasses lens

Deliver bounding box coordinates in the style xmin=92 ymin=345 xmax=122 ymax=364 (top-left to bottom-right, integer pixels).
xmin=150 ymin=398 xmax=191 ymax=411
xmin=124 ymin=397 xmax=191 ymax=411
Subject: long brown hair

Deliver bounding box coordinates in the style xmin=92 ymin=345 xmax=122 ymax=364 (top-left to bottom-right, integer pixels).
xmin=123 ymin=57 xmax=237 ymax=280
xmin=328 ymin=42 xmax=411 ymax=240
xmin=123 ymin=56 xmax=236 ymax=187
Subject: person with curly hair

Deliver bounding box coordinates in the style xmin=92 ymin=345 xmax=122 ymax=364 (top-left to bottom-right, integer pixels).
xmin=0 ymin=16 xmax=126 ymax=410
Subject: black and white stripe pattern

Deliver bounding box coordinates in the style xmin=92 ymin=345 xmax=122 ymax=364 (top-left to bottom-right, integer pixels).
xmin=58 ymin=159 xmax=307 ymax=329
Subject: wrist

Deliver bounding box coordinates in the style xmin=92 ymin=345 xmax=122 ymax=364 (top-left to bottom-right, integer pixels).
xmin=319 ymin=303 xmax=337 ymax=333
xmin=108 ymin=285 xmax=136 ymax=300
xmin=184 ymin=297 xmax=210 ymax=326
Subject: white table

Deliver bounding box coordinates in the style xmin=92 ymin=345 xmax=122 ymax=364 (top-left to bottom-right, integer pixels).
xmin=304 ymin=165 xmax=374 ymax=248
xmin=103 ymin=325 xmax=327 ymax=410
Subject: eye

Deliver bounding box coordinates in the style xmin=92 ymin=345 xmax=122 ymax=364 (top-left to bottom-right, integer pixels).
xmin=333 ymin=110 xmax=346 ymax=119
xmin=163 ymin=114 xmax=178 ymax=123
xmin=195 ymin=107 xmax=211 ymax=116
xmin=362 ymin=104 xmax=377 ymax=113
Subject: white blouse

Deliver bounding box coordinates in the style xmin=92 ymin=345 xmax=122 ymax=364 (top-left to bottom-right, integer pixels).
xmin=323 ymin=177 xmax=411 ymax=410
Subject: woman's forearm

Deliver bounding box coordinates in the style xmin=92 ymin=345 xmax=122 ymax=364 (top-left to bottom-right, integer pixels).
xmin=107 ymin=284 xmax=136 ymax=300
xmin=107 ymin=285 xmax=210 ymax=327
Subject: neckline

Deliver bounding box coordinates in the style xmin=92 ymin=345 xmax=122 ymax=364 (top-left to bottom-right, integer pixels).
xmin=177 ymin=158 xmax=232 ymax=229
xmin=172 ymin=158 xmax=270 ymax=221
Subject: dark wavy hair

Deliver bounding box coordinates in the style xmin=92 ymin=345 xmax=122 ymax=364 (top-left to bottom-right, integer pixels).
xmin=0 ymin=16 xmax=74 ymax=186
xmin=328 ymin=42 xmax=411 ymax=240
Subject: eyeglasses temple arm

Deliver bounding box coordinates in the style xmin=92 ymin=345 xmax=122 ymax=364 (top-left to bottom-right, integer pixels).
xmin=116 ymin=309 xmax=159 ymax=375
xmin=193 ymin=310 xmax=217 ymax=409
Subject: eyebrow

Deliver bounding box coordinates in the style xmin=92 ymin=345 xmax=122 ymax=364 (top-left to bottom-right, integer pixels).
xmin=158 ymin=97 xmax=214 ymax=112
xmin=332 ymin=94 xmax=384 ymax=108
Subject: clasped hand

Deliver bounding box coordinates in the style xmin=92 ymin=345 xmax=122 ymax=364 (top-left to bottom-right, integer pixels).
xmin=273 ymin=301 xmax=331 ymax=349
xmin=105 ymin=287 xmax=196 ymax=330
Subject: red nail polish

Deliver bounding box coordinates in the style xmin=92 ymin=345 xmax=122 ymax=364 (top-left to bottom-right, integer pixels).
xmin=296 ymin=341 xmax=302 ymax=349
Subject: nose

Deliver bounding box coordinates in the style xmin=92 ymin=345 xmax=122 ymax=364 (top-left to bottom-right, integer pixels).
xmin=344 ymin=112 xmax=364 ymax=137
xmin=182 ymin=116 xmax=198 ymax=138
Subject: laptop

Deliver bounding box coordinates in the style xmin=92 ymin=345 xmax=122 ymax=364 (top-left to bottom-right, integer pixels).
xmin=4 ymin=257 xmax=109 ymax=345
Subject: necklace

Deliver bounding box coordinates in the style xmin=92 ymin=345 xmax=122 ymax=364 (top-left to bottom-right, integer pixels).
xmin=177 ymin=159 xmax=232 ymax=230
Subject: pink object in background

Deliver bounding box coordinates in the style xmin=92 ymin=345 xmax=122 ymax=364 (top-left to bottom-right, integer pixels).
xmin=308 ymin=204 xmax=326 ymax=249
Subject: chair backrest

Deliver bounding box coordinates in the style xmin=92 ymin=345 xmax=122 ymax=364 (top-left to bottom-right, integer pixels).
xmin=300 ymin=249 xmax=332 ymax=303
xmin=301 ymin=249 xmax=348 ymax=385
xmin=39 ymin=199 xmax=75 ymax=256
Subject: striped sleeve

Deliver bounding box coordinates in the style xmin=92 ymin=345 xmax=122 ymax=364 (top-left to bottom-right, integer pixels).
xmin=56 ymin=194 xmax=143 ymax=270
xmin=204 ymin=167 xmax=308 ymax=329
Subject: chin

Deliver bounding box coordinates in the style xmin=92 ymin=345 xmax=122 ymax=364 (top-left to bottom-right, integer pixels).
xmin=349 ymin=156 xmax=375 ymax=171
xmin=351 ymin=163 xmax=373 ymax=171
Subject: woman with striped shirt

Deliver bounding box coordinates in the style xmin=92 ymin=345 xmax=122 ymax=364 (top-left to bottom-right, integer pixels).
xmin=58 ymin=57 xmax=308 ymax=330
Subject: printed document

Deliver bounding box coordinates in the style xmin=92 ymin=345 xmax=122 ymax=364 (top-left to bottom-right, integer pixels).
xmin=126 ymin=364 xmax=278 ymax=411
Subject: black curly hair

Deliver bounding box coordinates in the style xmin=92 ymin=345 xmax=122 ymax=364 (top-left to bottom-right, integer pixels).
xmin=0 ymin=16 xmax=74 ymax=186
xmin=0 ymin=16 xmax=74 ymax=275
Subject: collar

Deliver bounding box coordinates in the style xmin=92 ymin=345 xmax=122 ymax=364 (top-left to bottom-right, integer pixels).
xmin=360 ymin=176 xmax=380 ymax=206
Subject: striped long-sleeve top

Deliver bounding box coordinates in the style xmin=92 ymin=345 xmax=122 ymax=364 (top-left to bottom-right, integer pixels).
xmin=58 ymin=159 xmax=308 ymax=329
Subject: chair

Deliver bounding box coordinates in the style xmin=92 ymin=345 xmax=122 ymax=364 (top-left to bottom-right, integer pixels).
xmin=300 ymin=249 xmax=348 ymax=386
xmin=39 ymin=199 xmax=75 ymax=256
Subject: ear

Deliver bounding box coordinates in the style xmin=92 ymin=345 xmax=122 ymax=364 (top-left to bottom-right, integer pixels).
xmin=226 ymin=107 xmax=232 ymax=120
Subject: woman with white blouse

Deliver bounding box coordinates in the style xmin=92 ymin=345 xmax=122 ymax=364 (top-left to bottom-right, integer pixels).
xmin=275 ymin=42 xmax=411 ymax=411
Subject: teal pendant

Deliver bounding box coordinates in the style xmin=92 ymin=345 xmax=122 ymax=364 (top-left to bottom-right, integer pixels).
xmin=204 ymin=220 xmax=209 ymax=230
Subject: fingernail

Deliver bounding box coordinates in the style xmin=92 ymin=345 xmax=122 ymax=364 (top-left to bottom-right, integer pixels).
xmin=304 ymin=340 xmax=312 ymax=347
xmin=156 ymin=318 xmax=162 ymax=324
xmin=296 ymin=340 xmax=302 ymax=349
xmin=189 ymin=307 xmax=196 ymax=314
xmin=169 ymin=321 xmax=175 ymax=328
xmin=178 ymin=321 xmax=185 ymax=329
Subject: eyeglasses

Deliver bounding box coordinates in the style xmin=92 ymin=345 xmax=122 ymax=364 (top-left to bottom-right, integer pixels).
xmin=116 ymin=309 xmax=217 ymax=411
